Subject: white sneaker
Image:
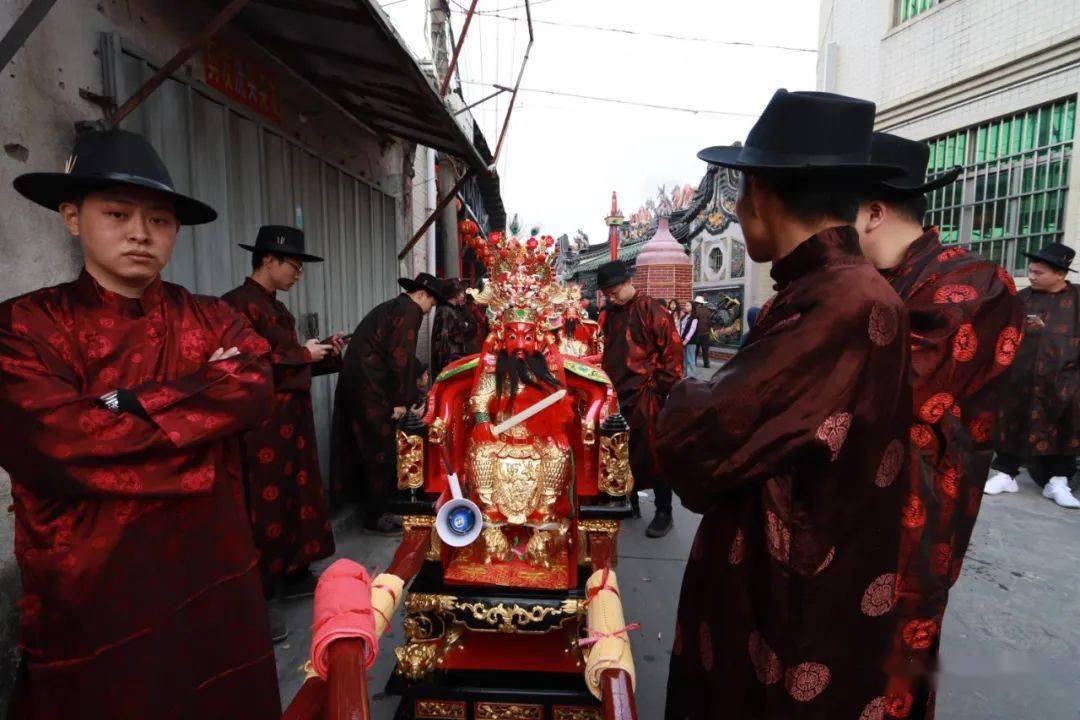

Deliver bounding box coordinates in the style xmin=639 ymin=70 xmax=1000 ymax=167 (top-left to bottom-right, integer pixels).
xmin=1042 ymin=477 xmax=1080 ymax=508
xmin=984 ymin=470 xmax=1019 ymax=495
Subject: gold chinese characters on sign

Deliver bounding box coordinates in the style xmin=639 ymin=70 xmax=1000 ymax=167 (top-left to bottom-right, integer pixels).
xmin=598 ymin=432 xmax=633 ymax=496
xmin=397 ymin=430 xmax=425 ymax=490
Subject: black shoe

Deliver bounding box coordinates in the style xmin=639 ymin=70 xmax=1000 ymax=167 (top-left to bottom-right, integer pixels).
xmin=363 ymin=513 xmax=403 ymax=536
xmin=629 ymin=493 xmax=641 ymax=519
xmin=268 ymin=606 xmax=289 ymax=644
xmin=645 ymin=511 xmax=673 ymax=538
xmin=280 ymin=567 xmax=319 ymax=600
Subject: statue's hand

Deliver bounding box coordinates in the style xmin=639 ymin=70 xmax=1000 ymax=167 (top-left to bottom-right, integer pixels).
xmin=472 ymin=421 xmax=496 ymax=444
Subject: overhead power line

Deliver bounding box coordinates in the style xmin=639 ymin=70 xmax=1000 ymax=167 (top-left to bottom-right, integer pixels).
xmin=460 ymin=80 xmax=759 ymax=117
xmin=449 ymin=3 xmax=816 ymax=54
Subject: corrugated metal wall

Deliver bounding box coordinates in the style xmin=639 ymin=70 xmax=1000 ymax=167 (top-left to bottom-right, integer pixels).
xmin=106 ymin=40 xmax=401 ymax=480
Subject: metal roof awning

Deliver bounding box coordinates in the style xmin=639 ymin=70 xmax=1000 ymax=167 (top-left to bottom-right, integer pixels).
xmin=202 ymin=0 xmax=492 ymax=172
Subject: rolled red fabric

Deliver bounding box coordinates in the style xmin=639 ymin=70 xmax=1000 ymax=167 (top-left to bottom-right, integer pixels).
xmin=310 ymin=559 xmax=378 ymax=678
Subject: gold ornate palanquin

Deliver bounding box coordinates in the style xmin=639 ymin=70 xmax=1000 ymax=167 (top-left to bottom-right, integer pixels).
xmin=388 ymin=350 xmax=634 ymax=711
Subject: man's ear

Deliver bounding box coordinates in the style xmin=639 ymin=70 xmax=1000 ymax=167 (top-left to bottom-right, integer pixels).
xmin=864 ymin=200 xmax=888 ymax=233
xmin=59 ymin=202 xmax=81 ymax=238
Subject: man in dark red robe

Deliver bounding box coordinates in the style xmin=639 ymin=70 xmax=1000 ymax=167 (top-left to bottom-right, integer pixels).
xmin=431 ymin=279 xmax=475 ymax=376
xmin=986 ymin=242 xmax=1080 ymax=508
xmin=853 ymin=133 xmax=1025 ymax=718
xmin=223 ymin=225 xmax=344 ymax=627
xmin=463 ymin=289 xmax=489 ymax=354
xmin=1 ymin=129 xmax=280 ymax=718
xmin=597 ymin=260 xmax=683 ymax=537
xmin=658 ymin=90 xmax=911 ymax=719
xmin=330 ymin=274 xmax=446 ymax=534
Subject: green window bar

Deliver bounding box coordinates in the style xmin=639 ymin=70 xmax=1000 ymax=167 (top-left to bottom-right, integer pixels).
xmin=898 ymin=0 xmax=942 ymax=24
xmin=924 ymin=96 xmax=1077 ymax=275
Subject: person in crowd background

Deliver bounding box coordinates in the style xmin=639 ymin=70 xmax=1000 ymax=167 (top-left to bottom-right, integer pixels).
xmin=692 ymin=295 xmax=712 ymax=369
xmin=678 ymin=299 xmax=699 ymax=374
xmin=985 ymin=242 xmax=1080 ymax=509
xmin=431 ymin=278 xmax=475 ymax=377
xmin=598 ymin=260 xmax=684 ymax=538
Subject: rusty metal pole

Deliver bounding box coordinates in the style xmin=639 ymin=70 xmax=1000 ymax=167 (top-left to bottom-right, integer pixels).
xmin=109 ymin=0 xmax=253 ymax=127
xmin=438 ymin=0 xmax=479 ymax=97
xmin=398 ymin=169 xmax=474 ymax=261
xmin=491 ymin=1 xmax=533 ymax=165
xmin=0 ymin=0 xmax=59 ymax=75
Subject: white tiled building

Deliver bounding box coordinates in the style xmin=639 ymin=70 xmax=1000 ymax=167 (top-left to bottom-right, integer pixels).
xmin=818 ymin=0 xmax=1080 ymax=273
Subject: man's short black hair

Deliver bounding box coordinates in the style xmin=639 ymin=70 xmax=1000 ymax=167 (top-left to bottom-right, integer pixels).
xmin=750 ymin=171 xmax=862 ymax=224
xmin=252 ymin=251 xmax=275 ymax=271
xmin=874 ymin=191 xmax=927 ymax=225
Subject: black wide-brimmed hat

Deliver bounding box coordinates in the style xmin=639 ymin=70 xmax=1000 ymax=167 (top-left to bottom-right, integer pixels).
xmin=1023 ymin=242 xmax=1075 ymax=273
xmin=398 ymin=272 xmax=450 ymax=303
xmin=239 ymin=225 xmax=324 ymax=262
xmin=597 ymin=260 xmax=634 ymax=290
xmin=869 ymin=133 xmax=962 ymax=196
xmin=697 ymin=90 xmax=905 ymax=180
xmin=13 ymin=128 xmax=217 ymax=225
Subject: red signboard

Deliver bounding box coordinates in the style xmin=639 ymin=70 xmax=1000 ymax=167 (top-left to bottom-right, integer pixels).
xmin=203 ymin=39 xmax=281 ymax=123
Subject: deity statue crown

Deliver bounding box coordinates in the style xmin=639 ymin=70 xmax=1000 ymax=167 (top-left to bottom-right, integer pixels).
xmin=463 ymin=227 xmax=561 ymax=338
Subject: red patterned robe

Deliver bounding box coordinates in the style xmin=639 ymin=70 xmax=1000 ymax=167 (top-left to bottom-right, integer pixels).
xmin=879 ymin=230 xmax=1023 ymax=718
xmin=658 ymin=228 xmax=911 ymax=719
xmin=995 ymin=283 xmax=1080 ymax=458
xmin=222 ymin=278 xmax=337 ymax=590
xmin=599 ymin=293 xmax=683 ymax=488
xmin=330 ymin=294 xmax=424 ymax=514
xmin=0 ymin=271 xmax=280 ymax=719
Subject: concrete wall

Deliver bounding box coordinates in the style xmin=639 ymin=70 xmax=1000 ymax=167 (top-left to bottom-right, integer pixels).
xmin=818 ymin=0 xmax=1080 ymax=250
xmin=0 ymin=0 xmax=416 ymax=705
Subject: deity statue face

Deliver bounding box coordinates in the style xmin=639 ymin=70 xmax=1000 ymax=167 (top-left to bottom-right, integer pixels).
xmin=504 ymin=321 xmax=538 ymax=359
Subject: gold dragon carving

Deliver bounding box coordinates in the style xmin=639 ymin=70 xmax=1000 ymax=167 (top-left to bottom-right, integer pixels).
xmin=598 ymin=432 xmax=633 ymax=496
xmin=397 ymin=430 xmax=425 ymax=490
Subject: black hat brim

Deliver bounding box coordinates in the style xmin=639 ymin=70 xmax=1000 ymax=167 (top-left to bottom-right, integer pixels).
xmin=13 ymin=172 xmax=218 ymax=226
xmin=398 ymin=277 xmax=449 ymax=304
xmin=1021 ymin=252 xmax=1075 ymax=273
xmin=237 ymin=243 xmax=324 ymax=262
xmin=878 ymin=166 xmax=963 ymax=196
xmin=697 ymin=145 xmax=906 ymax=181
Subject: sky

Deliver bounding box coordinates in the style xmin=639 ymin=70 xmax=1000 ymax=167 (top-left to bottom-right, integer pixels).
xmin=380 ymin=0 xmax=821 ymax=243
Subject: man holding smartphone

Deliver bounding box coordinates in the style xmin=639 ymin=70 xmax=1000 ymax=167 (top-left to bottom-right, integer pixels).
xmin=224 ymin=225 xmax=346 ymax=640
xmin=986 ymin=242 xmax=1080 ymax=509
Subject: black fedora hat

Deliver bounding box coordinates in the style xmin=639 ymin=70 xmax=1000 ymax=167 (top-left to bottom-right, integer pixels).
xmin=13 ymin=128 xmax=217 ymax=225
xmin=1023 ymin=242 xmax=1075 ymax=273
xmin=398 ymin=272 xmax=450 ymax=303
xmin=697 ymin=90 xmax=905 ymax=179
xmin=239 ymin=225 xmax=324 ymax=262
xmin=597 ymin=260 xmax=634 ymax=290
xmin=869 ymin=133 xmax=962 ymax=196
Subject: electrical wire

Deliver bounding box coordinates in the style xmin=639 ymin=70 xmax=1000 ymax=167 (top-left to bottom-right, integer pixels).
xmin=459 ymin=80 xmax=758 ymax=117
xmin=448 ymin=2 xmax=815 ymax=54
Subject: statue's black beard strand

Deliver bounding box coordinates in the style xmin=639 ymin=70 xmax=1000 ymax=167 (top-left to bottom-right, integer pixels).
xmin=495 ymin=350 xmax=562 ymax=406
xmin=565 ymin=318 xmax=579 ymax=336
